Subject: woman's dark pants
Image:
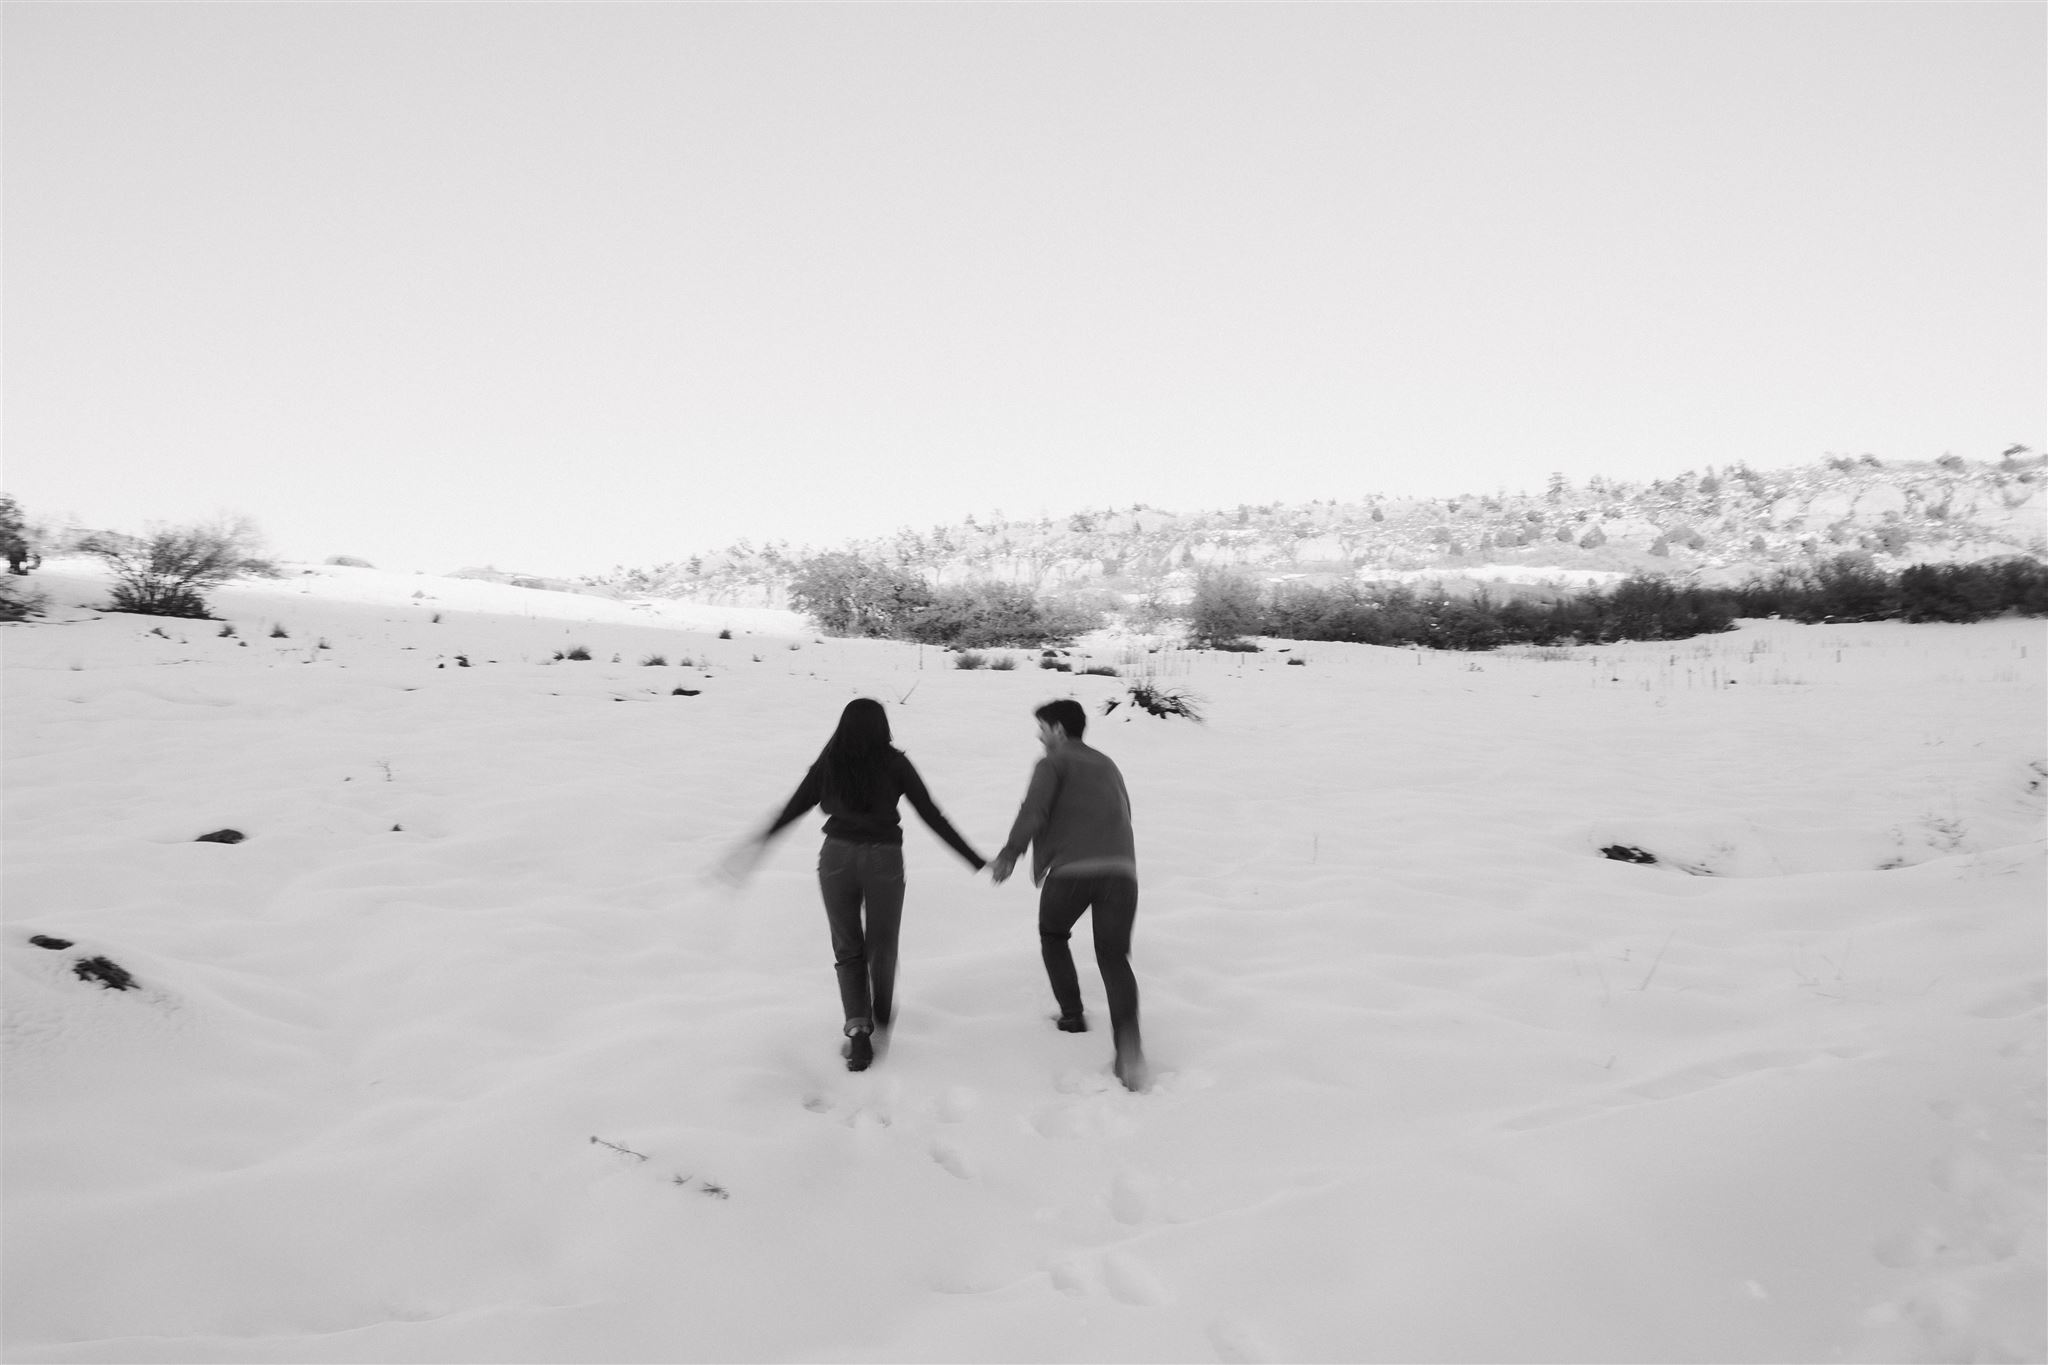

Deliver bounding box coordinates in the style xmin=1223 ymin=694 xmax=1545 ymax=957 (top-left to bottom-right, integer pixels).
xmin=1038 ymin=875 xmax=1141 ymax=1057
xmin=817 ymin=838 xmax=905 ymax=1032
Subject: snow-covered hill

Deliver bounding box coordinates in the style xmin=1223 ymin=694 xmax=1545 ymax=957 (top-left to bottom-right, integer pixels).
xmin=5 ymin=562 xmax=2043 ymax=1362
xmin=597 ymin=452 xmax=2048 ymax=609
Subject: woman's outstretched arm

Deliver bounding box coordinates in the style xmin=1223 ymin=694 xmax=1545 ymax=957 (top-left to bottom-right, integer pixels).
xmin=714 ymin=763 xmax=822 ymax=885
xmin=895 ymin=753 xmax=986 ymax=869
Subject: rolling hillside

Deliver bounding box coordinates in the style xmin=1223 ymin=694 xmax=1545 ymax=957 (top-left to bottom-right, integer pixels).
xmin=595 ymin=450 xmax=2048 ymax=609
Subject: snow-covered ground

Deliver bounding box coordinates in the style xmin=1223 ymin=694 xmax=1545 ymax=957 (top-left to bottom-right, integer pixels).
xmin=5 ymin=561 xmax=2043 ymax=1364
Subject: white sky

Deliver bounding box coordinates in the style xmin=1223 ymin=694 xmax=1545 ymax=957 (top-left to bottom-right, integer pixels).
xmin=4 ymin=4 xmax=2042 ymax=577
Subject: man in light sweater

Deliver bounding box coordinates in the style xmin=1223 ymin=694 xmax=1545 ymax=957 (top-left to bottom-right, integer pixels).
xmin=989 ymin=699 xmax=1148 ymax=1091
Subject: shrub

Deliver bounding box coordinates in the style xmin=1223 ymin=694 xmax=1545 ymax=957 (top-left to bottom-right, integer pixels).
xmin=718 ymin=628 xmax=733 ymax=640
xmin=0 ymin=576 xmax=47 ymax=621
xmin=901 ymin=582 xmax=1098 ymax=649
xmin=561 ymin=645 xmax=593 ymax=661
xmin=0 ymin=494 xmax=35 ymax=575
xmin=1809 ymin=553 xmax=1895 ymax=621
xmin=987 ymin=654 xmax=1018 ymax=670
xmin=1899 ymin=558 xmax=2048 ymax=621
xmin=270 ymin=623 xmax=290 ymax=639
xmin=788 ymin=552 xmax=932 ymax=637
xmin=641 ymin=654 xmax=668 ymax=666
xmin=1124 ymin=681 xmax=1204 ymax=721
xmin=82 ymin=516 xmax=274 ymax=618
xmin=954 ymin=650 xmax=988 ymax=670
xmin=1078 ymin=664 xmax=1120 ymax=677
xmin=1188 ymin=570 xmax=1263 ymax=646
xmin=325 ymin=555 xmax=376 ymax=568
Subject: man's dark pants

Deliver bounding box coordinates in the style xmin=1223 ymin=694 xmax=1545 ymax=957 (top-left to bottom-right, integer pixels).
xmin=817 ymin=838 xmax=904 ymax=1031
xmin=1037 ymin=874 xmax=1140 ymax=1055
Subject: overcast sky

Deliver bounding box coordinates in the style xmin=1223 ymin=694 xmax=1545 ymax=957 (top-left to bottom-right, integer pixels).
xmin=6 ymin=4 xmax=2042 ymax=577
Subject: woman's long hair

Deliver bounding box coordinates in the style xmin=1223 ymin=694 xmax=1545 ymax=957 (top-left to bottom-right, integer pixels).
xmin=816 ymin=698 xmax=895 ymax=810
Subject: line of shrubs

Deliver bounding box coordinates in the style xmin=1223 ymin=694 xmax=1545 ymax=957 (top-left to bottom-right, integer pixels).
xmin=785 ymin=550 xmax=2048 ymax=654
xmin=1730 ymin=554 xmax=2048 ymax=624
xmin=1192 ymin=554 xmax=2048 ymax=650
xmin=1195 ymin=574 xmax=1741 ymax=650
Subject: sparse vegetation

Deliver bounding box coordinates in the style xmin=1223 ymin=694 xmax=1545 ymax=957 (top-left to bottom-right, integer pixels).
xmin=1122 ymin=680 xmax=1204 ymax=721
xmin=0 ymin=494 xmax=38 ymax=575
xmin=0 ymin=577 xmax=47 ymax=621
xmin=641 ymin=653 xmax=668 ymax=666
xmin=558 ymin=645 xmax=593 ymax=661
xmin=82 ymin=516 xmax=276 ymax=619
xmin=1733 ymin=554 xmax=2048 ymax=624
xmin=1188 ymin=570 xmax=1265 ymax=648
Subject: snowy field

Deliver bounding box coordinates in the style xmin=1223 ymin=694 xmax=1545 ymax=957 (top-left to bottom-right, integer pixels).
xmin=4 ymin=560 xmax=2043 ymax=1364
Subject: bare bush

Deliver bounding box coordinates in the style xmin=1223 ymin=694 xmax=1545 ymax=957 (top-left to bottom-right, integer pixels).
xmin=82 ymin=516 xmax=275 ymax=618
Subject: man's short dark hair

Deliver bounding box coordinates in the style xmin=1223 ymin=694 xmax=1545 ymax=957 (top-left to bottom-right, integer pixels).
xmin=1035 ymin=698 xmax=1087 ymax=739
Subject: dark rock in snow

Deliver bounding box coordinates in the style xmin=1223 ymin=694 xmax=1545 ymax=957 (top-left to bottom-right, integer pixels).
xmin=29 ymin=935 xmax=73 ymax=950
xmin=195 ymin=829 xmax=246 ymax=844
xmin=1600 ymin=844 xmax=1658 ymax=864
xmin=74 ymin=956 xmax=138 ymax=991
xmin=673 ymin=688 xmax=701 ymax=696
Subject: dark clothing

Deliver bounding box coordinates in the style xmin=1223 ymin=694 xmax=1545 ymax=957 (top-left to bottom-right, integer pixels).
xmin=818 ymin=838 xmax=905 ymax=1029
xmin=1037 ymin=874 xmax=1141 ymax=1056
xmin=770 ymin=749 xmax=984 ymax=869
xmin=999 ymin=742 xmax=1136 ymax=886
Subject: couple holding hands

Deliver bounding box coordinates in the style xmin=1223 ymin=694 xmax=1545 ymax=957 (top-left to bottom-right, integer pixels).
xmin=722 ymin=697 xmax=1147 ymax=1091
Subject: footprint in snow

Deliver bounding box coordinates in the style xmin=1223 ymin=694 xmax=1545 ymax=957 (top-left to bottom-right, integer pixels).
xmin=1965 ymin=979 xmax=2046 ymax=1020
xmin=1109 ymin=1169 xmax=1159 ymax=1225
xmin=929 ymin=1135 xmax=975 ymax=1180
xmin=1207 ymin=1316 xmax=1278 ymax=1363
xmin=1101 ymin=1250 xmax=1173 ymax=1306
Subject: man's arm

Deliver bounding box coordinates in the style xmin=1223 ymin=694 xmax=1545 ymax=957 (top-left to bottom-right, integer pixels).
xmin=989 ymin=756 xmax=1058 ymax=884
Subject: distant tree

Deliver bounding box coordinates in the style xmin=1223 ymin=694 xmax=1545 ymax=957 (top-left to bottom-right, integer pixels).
xmin=1809 ymin=552 xmax=1895 ymax=621
xmin=899 ymin=582 xmax=1098 ymax=649
xmin=81 ymin=516 xmax=275 ymax=618
xmin=0 ymin=494 xmax=35 ymax=574
xmin=1188 ymin=569 xmax=1264 ymax=646
xmin=786 ymin=552 xmax=932 ymax=637
xmin=1578 ymin=525 xmax=1607 ymax=550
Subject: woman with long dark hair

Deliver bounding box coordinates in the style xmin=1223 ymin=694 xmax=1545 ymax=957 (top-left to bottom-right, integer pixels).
xmin=723 ymin=698 xmax=985 ymax=1071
